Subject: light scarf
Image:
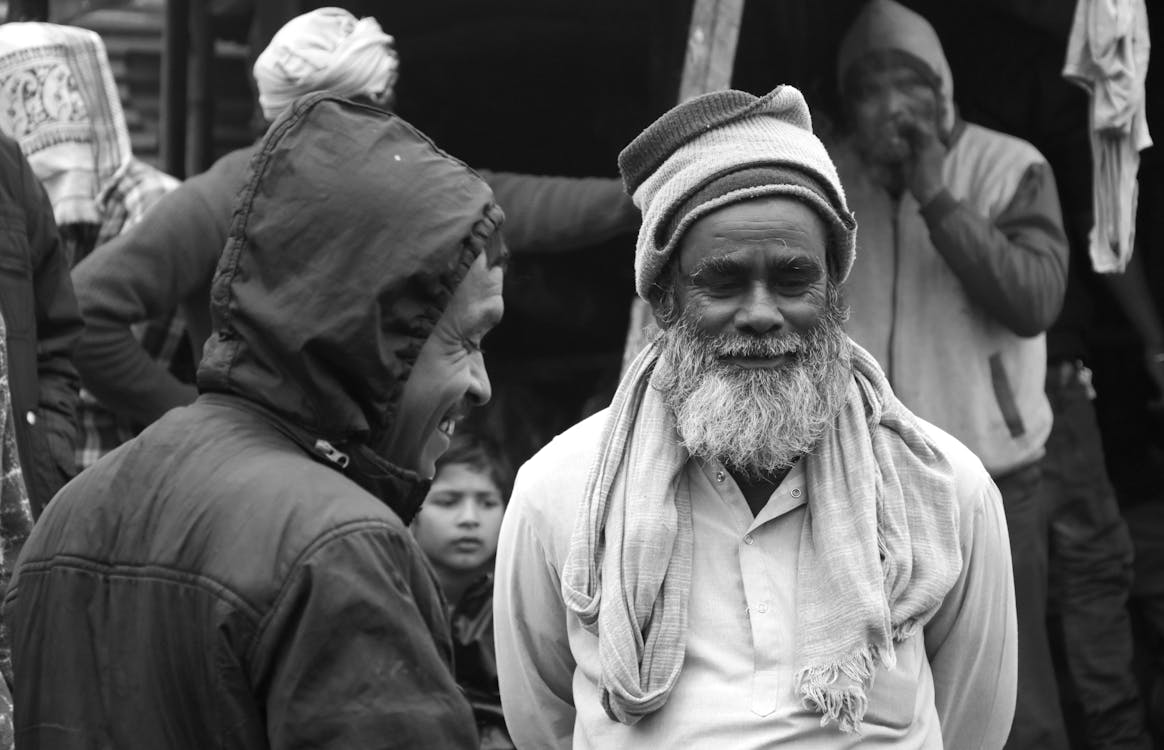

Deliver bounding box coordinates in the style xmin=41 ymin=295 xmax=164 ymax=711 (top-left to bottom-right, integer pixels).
xmin=0 ymin=23 xmax=133 ymax=227
xmin=253 ymin=8 xmax=399 ymax=121
xmin=561 ymin=339 xmax=963 ymax=732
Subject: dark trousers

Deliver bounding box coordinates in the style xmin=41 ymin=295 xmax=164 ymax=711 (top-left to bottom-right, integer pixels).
xmin=1000 ymin=461 xmax=1071 ymax=750
xmin=1044 ymin=365 xmax=1151 ymax=750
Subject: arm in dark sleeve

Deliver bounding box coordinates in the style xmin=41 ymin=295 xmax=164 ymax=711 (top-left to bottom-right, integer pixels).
xmin=71 ymin=181 xmax=223 ymax=425
xmin=921 ymin=161 xmax=1068 ymax=336
xmin=255 ymin=526 xmax=478 ymax=750
xmin=479 ymin=171 xmax=639 ymax=255
xmin=24 ymin=157 xmax=82 ymax=484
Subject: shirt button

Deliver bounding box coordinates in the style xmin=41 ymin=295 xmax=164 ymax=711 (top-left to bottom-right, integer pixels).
xmin=743 ymin=535 xmax=754 ymax=545
xmin=25 ymin=411 xmax=36 ymax=426
xmin=757 ymin=603 xmax=768 ymax=614
xmin=791 ymin=488 xmax=802 ymax=498
xmin=715 ymin=470 xmax=725 ymax=483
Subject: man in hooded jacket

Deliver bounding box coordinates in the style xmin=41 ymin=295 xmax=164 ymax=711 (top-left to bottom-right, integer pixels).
xmin=830 ymin=1 xmax=1069 ymax=747
xmin=3 ymin=93 xmax=505 ymax=749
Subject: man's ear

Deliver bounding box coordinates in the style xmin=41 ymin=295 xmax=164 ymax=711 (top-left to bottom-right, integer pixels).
xmin=648 ymin=288 xmax=678 ymax=330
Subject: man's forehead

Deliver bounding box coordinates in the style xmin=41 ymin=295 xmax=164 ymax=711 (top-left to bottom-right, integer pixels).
xmin=678 ymin=199 xmax=828 ymax=264
xmin=852 ymin=50 xmax=937 ymax=89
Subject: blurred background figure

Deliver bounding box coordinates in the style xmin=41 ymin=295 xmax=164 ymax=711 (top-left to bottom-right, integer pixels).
xmin=412 ymin=431 xmax=515 ymax=750
xmin=0 ymin=22 xmax=180 ymax=469
xmin=0 ymin=135 xmax=83 ymax=750
xmin=829 ymin=2 xmax=1071 ymax=747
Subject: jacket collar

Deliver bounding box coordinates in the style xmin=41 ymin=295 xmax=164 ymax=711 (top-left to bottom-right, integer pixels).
xmin=202 ymin=393 xmax=431 ymax=524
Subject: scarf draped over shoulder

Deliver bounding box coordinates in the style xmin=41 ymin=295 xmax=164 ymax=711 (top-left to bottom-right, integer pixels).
xmin=561 ymin=339 xmax=962 ymax=733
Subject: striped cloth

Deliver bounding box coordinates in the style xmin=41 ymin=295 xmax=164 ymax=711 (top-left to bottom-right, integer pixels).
xmin=561 ymin=339 xmax=963 ymax=733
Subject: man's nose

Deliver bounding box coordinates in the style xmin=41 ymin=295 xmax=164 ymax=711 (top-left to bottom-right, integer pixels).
xmin=880 ymin=88 xmax=911 ymax=119
xmin=733 ymin=286 xmax=784 ymax=336
xmin=468 ymin=353 xmax=492 ymax=407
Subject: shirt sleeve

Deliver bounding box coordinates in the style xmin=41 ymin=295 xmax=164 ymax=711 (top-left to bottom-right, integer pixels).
xmin=71 ymin=179 xmax=222 ymax=426
xmin=921 ymin=161 xmax=1068 ymax=337
xmin=479 ymin=171 xmax=639 ymax=255
xmin=494 ymin=476 xmax=578 ymax=749
xmin=924 ymin=476 xmax=1018 ymax=750
xmin=254 ymin=525 xmax=479 ymax=750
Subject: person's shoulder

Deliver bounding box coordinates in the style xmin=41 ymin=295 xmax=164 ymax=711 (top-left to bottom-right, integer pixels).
xmin=209 ymin=144 xmax=259 ymax=177
xmin=517 ymin=408 xmax=608 ymax=490
xmin=507 ymin=409 xmax=609 ymax=538
xmin=913 ymin=415 xmax=996 ymax=516
xmin=185 ymin=144 xmax=257 ymax=197
xmin=0 ymin=132 xmax=22 ymax=176
xmin=955 ymin=121 xmax=1046 ymax=168
xmin=0 ymin=134 xmax=36 ymax=205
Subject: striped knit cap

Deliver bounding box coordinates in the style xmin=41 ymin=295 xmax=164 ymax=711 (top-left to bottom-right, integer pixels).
xmin=619 ymin=86 xmax=856 ymax=301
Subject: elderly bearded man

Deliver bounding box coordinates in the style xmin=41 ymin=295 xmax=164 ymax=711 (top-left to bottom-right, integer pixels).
xmin=494 ymin=87 xmax=1018 ymax=749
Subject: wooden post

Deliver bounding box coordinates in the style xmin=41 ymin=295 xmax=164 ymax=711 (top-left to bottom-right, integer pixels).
xmin=187 ymin=0 xmax=215 ymax=175
xmin=161 ymin=0 xmax=189 ymax=178
xmin=621 ymin=0 xmax=746 ymax=374
xmin=678 ymin=0 xmax=745 ymax=102
xmin=4 ymin=0 xmax=49 ymax=21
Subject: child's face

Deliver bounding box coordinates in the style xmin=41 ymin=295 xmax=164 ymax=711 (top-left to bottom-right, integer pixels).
xmin=412 ymin=462 xmax=505 ymax=575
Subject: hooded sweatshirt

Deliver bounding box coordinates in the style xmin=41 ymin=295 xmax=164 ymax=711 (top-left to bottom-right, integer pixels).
xmin=833 ymin=0 xmax=1068 ymax=476
xmin=4 ymin=95 xmax=500 ymax=749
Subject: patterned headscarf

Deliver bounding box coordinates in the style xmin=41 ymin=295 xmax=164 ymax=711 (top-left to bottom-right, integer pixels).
xmin=0 ymin=23 xmax=133 ymax=226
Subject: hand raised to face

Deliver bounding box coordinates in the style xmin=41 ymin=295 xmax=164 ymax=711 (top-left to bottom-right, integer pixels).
xmin=896 ymin=113 xmax=947 ymax=205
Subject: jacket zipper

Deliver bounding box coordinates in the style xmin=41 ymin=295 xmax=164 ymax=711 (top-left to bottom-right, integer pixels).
xmin=314 ymin=439 xmax=351 ymax=469
xmin=888 ymin=203 xmax=901 ymax=384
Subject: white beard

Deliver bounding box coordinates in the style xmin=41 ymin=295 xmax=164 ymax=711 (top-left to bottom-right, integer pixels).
xmin=653 ymin=293 xmax=852 ymax=479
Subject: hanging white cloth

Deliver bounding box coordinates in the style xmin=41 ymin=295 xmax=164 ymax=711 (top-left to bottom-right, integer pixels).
xmin=1063 ymin=0 xmax=1152 ymax=273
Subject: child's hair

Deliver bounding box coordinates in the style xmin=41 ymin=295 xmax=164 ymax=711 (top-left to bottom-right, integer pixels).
xmin=435 ymin=431 xmax=515 ymax=502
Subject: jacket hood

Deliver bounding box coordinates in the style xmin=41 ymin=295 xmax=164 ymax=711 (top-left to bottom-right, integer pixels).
xmin=837 ymin=0 xmax=956 ymax=132
xmin=197 ymin=94 xmax=504 ymax=453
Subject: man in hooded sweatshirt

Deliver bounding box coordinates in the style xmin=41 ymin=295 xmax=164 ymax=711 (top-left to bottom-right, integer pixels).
xmin=3 ymin=94 xmax=505 ymax=749
xmin=830 ymin=2 xmax=1069 ymax=748
xmin=70 ymin=7 xmax=638 ymax=437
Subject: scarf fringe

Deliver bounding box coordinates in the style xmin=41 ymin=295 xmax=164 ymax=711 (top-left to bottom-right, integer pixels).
xmin=794 ymin=646 xmax=883 ymax=734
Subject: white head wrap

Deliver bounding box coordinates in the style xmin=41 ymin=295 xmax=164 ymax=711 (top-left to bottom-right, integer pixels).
xmin=253 ymin=7 xmax=399 ymax=122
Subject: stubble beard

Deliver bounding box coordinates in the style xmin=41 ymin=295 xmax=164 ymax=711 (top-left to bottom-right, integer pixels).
xmin=653 ymin=285 xmax=853 ymax=480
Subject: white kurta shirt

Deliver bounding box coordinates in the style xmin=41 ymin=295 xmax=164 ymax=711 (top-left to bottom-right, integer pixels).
xmin=494 ymin=410 xmax=1017 ymax=749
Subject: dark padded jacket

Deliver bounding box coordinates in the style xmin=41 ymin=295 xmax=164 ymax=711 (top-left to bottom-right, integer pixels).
xmin=4 ymin=96 xmax=497 ymax=749
xmin=0 ymin=134 xmax=82 ymax=517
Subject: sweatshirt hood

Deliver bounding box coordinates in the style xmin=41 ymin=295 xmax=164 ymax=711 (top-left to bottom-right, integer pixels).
xmin=837 ymin=0 xmax=956 ymax=132
xmin=197 ymin=94 xmax=504 ymax=452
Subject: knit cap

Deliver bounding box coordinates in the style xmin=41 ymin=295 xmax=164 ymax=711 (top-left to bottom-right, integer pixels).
xmin=618 ymin=85 xmax=857 ymax=301
xmin=253 ymin=7 xmax=398 ymax=121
